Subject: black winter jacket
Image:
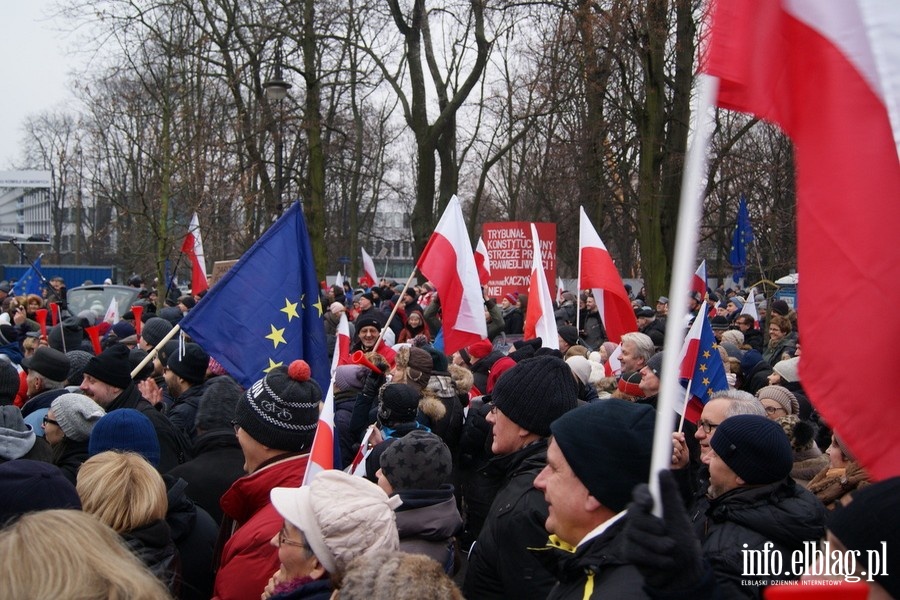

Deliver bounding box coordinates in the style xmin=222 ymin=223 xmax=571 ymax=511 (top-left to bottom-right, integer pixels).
xmin=165 ymin=474 xmax=219 ymax=600
xmin=168 ymin=382 xmax=207 ymax=441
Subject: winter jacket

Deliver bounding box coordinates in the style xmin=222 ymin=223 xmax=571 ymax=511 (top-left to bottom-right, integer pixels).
xmin=20 ymin=388 xmax=68 ymax=418
xmin=691 ymin=479 xmax=826 ymax=598
xmin=742 ymin=328 xmax=764 ymax=352
xmin=167 ymin=429 xmax=245 ymax=525
xmin=333 ymin=389 xmax=359 ymax=469
xmin=739 ymin=353 xmax=773 ymax=397
xmin=422 ymin=373 xmax=465 ymax=459
xmin=579 ymin=310 xmax=606 ymax=351
xmin=269 ymin=578 xmax=333 ymax=600
xmin=168 ymin=382 xmax=207 ymax=441
xmin=503 ymin=307 xmax=524 ymax=335
xmin=763 ymin=338 xmax=796 ymax=367
xmin=395 ymin=485 xmax=462 ymax=573
xmin=463 ymin=439 xmax=556 ymax=600
xmin=51 ymin=437 xmax=90 ymax=485
xmin=122 ymin=518 xmax=181 ymax=597
xmin=106 ymin=383 xmax=192 ymax=472
xmin=213 ymin=453 xmax=308 ymax=600
xmin=165 ymin=474 xmax=219 ymax=600
xmin=0 ymin=341 xmax=23 ymax=364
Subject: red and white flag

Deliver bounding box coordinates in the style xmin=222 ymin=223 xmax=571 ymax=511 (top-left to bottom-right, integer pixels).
xmin=359 ymin=247 xmax=378 ymax=289
xmin=181 ymin=213 xmax=208 ymax=294
xmin=348 ymin=427 xmax=375 ymax=477
xmin=707 ymin=0 xmax=900 ymax=479
xmin=474 ymin=236 xmax=491 ymax=286
xmin=578 ymin=207 xmax=638 ymax=344
xmin=605 ymin=344 xmax=623 ymax=377
xmin=334 ymin=271 xmax=344 ymax=289
xmin=417 ymin=195 xmax=489 ymax=355
xmin=524 ymin=223 xmax=559 ymax=349
xmin=335 ymin=312 xmax=353 ymax=367
xmin=301 ymin=375 xmax=339 ymax=486
xmin=103 ymin=297 xmax=120 ymax=324
xmin=740 ymin=287 xmax=760 ymax=328
xmin=691 ymin=260 xmax=707 ymax=302
xmin=556 ymin=276 xmax=565 ymax=305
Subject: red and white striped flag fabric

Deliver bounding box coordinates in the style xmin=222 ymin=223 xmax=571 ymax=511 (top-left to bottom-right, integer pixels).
xmin=605 ymin=344 xmax=623 ymax=377
xmin=707 ymin=0 xmax=900 ymax=479
xmin=691 ymin=260 xmax=707 ymax=302
xmin=524 ymin=223 xmax=558 ymax=349
xmin=301 ymin=376 xmax=339 ymax=486
xmin=740 ymin=287 xmax=760 ymax=328
xmin=417 ymin=195 xmax=488 ymax=355
xmin=474 ymin=236 xmax=491 ymax=286
xmin=180 ymin=213 xmax=208 ymax=294
xmin=335 ymin=312 xmax=353 ymax=367
xmin=360 ymin=247 xmax=378 ymax=289
xmin=578 ymin=207 xmax=637 ymax=343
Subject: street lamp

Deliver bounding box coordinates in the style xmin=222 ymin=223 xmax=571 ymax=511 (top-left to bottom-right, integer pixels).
xmin=264 ymin=43 xmax=291 ymax=217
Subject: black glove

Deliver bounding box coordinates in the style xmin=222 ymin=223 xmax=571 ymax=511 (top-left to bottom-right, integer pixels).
xmin=623 ymin=470 xmax=705 ymax=591
xmin=361 ymin=368 xmax=386 ymax=400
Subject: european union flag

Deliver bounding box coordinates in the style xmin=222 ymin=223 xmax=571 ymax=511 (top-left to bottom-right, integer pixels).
xmin=679 ymin=310 xmax=729 ymax=424
xmin=180 ymin=202 xmax=330 ymax=392
xmin=728 ymin=196 xmax=754 ymax=283
xmin=12 ymin=256 xmax=44 ymax=296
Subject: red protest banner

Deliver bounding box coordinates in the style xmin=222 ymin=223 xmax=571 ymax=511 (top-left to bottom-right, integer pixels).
xmin=481 ymin=222 xmax=557 ymax=301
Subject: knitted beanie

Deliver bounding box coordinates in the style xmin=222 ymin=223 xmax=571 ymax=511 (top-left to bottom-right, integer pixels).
xmin=377 ymin=383 xmax=421 ymax=426
xmin=492 ymin=356 xmax=578 ymax=437
xmin=645 ymin=352 xmax=664 ymax=378
xmin=828 ymin=477 xmax=900 ymax=599
xmin=23 ymin=347 xmax=70 ymax=382
xmin=158 ymin=306 xmax=183 ymax=326
xmin=0 ymin=460 xmax=82 ymax=523
xmin=550 ymin=399 xmax=655 ymax=512
xmin=128 ymin=348 xmax=154 ymax=382
xmin=333 ymin=365 xmax=367 ymax=393
xmin=379 ymin=430 xmax=452 ymax=491
xmin=710 ymin=316 xmax=730 ymax=331
xmin=710 ymin=415 xmax=793 ymax=485
xmin=167 ymin=343 xmax=209 ymax=385
xmin=558 ymin=325 xmax=578 ymax=347
xmin=339 ymin=551 xmax=462 ymax=600
xmin=195 ymin=376 xmax=243 ymax=431
xmin=565 ymin=356 xmax=591 ymax=386
xmin=234 ymin=360 xmax=321 ymax=452
xmin=756 ymin=385 xmax=799 ymax=415
xmin=721 ymin=329 xmax=744 ymax=348
xmin=65 ymin=350 xmax=94 ymax=387
xmin=771 ymin=299 xmax=790 ymax=316
xmin=728 ymin=297 xmax=744 ymax=311
xmin=110 ymin=320 xmax=136 ymax=340
xmin=50 ymin=393 xmax=105 ymax=442
xmin=772 ymin=356 xmax=800 ymax=383
xmin=88 ymin=408 xmax=161 ymax=467
xmin=270 ymin=470 xmax=401 ymax=575
xmin=0 ymin=359 xmax=20 ymax=405
xmin=140 ymin=317 xmax=173 ymax=348
xmin=486 ymin=356 xmax=516 ymax=393
xmin=82 ymin=344 xmax=132 ymax=389
xmin=617 ymin=371 xmax=645 ymax=397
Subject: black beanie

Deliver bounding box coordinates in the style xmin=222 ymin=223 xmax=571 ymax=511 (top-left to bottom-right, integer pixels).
xmin=0 ymin=460 xmax=82 ymax=523
xmin=234 ymin=360 xmax=321 ymax=452
xmin=379 ymin=430 xmax=452 ymax=491
xmin=710 ymin=415 xmax=793 ymax=485
xmin=167 ymin=343 xmax=209 ymax=385
xmin=82 ymin=344 xmax=132 ymax=389
xmin=492 ymin=356 xmax=578 ymax=437
xmin=377 ymin=383 xmax=421 ymax=426
xmin=646 ymin=352 xmax=664 ymax=378
xmin=141 ymin=317 xmax=173 ymax=348
xmin=550 ymin=399 xmax=655 ymax=512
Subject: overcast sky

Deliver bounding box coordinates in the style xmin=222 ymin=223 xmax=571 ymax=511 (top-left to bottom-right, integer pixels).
xmin=0 ymin=1 xmax=81 ymax=169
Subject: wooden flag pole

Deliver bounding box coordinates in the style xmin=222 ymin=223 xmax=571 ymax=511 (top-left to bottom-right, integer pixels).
xmin=130 ymin=324 xmax=182 ymax=379
xmin=372 ymin=269 xmax=418 ymax=353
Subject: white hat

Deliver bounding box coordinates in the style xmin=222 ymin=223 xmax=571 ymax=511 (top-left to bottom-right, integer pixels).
xmin=270 ymin=470 xmax=401 ymax=574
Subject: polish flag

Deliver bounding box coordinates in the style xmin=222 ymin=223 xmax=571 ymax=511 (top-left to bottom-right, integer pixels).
xmin=691 ymin=260 xmax=707 ymax=302
xmin=180 ymin=213 xmax=208 ymax=294
xmin=103 ymin=297 xmax=120 ymax=324
xmin=348 ymin=427 xmax=375 ymax=477
xmin=605 ymin=344 xmax=623 ymax=377
xmin=335 ymin=312 xmax=353 ymax=366
xmin=556 ymin=276 xmax=565 ymax=305
xmin=417 ymin=195 xmax=488 ymax=355
xmin=334 ymin=271 xmax=344 ymax=289
xmin=706 ymin=0 xmax=900 ymax=478
xmin=302 ymin=375 xmax=341 ymax=486
xmin=474 ymin=236 xmax=491 ymax=286
xmin=360 ymin=247 xmax=378 ymax=289
xmin=740 ymin=287 xmax=760 ymax=328
xmin=524 ymin=223 xmax=558 ymax=349
xmin=578 ymin=207 xmax=637 ymax=343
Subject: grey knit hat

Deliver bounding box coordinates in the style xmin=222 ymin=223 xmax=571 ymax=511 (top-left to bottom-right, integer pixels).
xmin=379 ymin=430 xmax=452 ymax=491
xmin=333 ymin=365 xmax=367 ymax=393
xmin=492 ymin=356 xmax=578 ymax=436
xmin=772 ymin=356 xmax=800 ymax=383
xmin=140 ymin=317 xmax=173 ymax=348
xmin=756 ymin=385 xmax=799 ymax=415
xmin=50 ymin=393 xmax=105 ymax=442
xmin=195 ymin=376 xmax=243 ymax=432
xmin=234 ymin=360 xmax=321 ymax=452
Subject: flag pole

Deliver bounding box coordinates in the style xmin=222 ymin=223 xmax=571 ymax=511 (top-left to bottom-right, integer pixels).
xmin=576 ymin=210 xmax=583 ymax=336
xmin=651 ymin=73 xmax=719 ymax=516
xmin=130 ymin=324 xmax=182 ymax=378
xmin=677 ymin=381 xmax=693 ymax=433
xmin=372 ymin=269 xmax=417 ymax=352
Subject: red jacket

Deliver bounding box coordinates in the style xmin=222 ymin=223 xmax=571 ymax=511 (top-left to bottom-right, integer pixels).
xmin=212 ymin=454 xmax=309 ymax=600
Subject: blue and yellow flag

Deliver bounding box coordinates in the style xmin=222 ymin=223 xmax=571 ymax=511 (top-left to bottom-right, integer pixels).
xmin=180 ymin=202 xmax=330 ymax=391
xmin=12 ymin=256 xmax=44 ymax=296
xmin=728 ymin=196 xmax=754 ymax=283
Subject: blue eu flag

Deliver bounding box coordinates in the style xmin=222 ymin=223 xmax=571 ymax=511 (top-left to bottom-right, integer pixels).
xmin=728 ymin=196 xmax=754 ymax=283
xmin=180 ymin=202 xmax=330 ymax=392
xmin=12 ymin=256 xmax=44 ymax=296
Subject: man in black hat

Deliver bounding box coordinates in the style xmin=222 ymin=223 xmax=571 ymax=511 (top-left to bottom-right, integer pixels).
xmin=463 ymin=355 xmax=578 ymax=600
xmin=79 ymin=344 xmax=190 ymax=471
xmin=162 ymin=342 xmax=209 ymax=440
xmin=20 ymin=347 xmax=71 ymax=418
xmin=636 ymin=306 xmax=665 ymax=348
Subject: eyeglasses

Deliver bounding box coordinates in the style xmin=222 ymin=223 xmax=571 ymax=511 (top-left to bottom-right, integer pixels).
xmin=42 ymin=416 xmax=59 ymax=427
xmin=764 ymin=405 xmax=786 ymax=415
xmin=277 ymin=526 xmax=310 ymax=550
xmin=697 ymin=419 xmax=719 ymax=434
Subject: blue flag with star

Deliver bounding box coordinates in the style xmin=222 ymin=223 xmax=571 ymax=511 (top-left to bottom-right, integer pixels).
xmin=679 ymin=310 xmax=729 ymax=423
xmin=728 ymin=196 xmax=754 ymax=283
xmin=180 ymin=202 xmax=330 ymax=392
xmin=12 ymin=256 xmax=44 ymax=296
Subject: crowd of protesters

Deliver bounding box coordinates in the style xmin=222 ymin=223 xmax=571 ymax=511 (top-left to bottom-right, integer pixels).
xmin=0 ymin=273 xmax=897 ymax=600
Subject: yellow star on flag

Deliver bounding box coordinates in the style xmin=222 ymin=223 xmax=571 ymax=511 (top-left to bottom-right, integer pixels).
xmin=699 ymin=363 xmax=708 ymax=372
xmin=264 ymin=358 xmax=283 ymax=373
xmin=702 ymin=377 xmax=710 ymax=386
xmin=702 ymin=350 xmax=711 ymax=358
xmin=280 ymin=298 xmax=299 ymax=322
xmin=266 ymin=324 xmax=287 ymax=348
xmin=312 ymin=298 xmax=323 ymax=317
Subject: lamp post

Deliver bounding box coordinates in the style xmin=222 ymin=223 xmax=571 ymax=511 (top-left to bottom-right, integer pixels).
xmin=264 ymin=43 xmax=291 ymax=217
